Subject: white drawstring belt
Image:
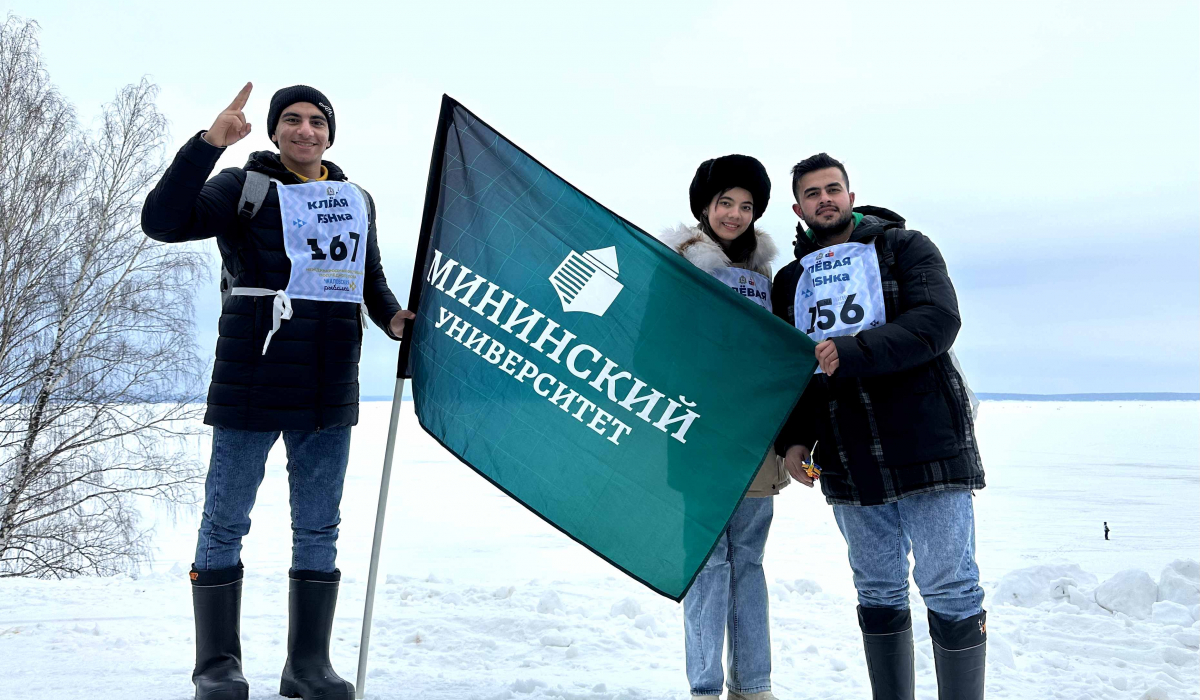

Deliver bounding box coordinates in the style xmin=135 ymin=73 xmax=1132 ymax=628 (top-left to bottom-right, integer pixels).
xmin=230 ymin=287 xmax=293 ymax=355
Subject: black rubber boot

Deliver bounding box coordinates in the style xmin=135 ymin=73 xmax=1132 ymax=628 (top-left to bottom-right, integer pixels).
xmin=279 ymin=569 xmax=355 ymax=700
xmin=858 ymin=606 xmax=915 ymax=700
xmin=191 ymin=563 xmax=249 ymax=700
xmin=928 ymin=609 xmax=987 ymax=700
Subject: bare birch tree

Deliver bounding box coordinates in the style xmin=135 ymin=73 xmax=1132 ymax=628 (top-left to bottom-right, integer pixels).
xmin=0 ymin=14 xmax=209 ymax=578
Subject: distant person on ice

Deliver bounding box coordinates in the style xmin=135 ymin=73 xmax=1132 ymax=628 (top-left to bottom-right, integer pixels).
xmin=771 ymin=154 xmax=987 ymax=700
xmin=659 ymin=155 xmax=789 ymax=700
xmin=142 ymin=83 xmax=412 ymax=700
xmin=1105 ymin=522 xmax=1110 ymax=540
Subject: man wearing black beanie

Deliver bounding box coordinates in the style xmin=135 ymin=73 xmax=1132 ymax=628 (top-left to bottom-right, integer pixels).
xmin=141 ymin=83 xmax=413 ymax=700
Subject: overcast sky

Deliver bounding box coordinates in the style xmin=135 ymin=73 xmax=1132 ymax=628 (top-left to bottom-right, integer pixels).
xmin=10 ymin=0 xmax=1198 ymax=394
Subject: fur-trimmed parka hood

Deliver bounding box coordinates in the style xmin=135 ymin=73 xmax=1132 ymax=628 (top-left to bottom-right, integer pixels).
xmin=657 ymin=224 xmax=778 ymax=279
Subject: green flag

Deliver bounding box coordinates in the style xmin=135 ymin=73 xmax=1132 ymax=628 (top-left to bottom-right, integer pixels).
xmin=398 ymin=96 xmax=817 ymax=600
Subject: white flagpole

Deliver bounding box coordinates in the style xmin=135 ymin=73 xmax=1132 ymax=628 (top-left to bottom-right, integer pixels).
xmin=355 ymin=375 xmax=406 ymax=699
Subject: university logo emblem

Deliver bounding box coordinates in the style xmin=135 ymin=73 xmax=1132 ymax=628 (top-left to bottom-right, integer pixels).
xmin=549 ymin=246 xmax=622 ymax=316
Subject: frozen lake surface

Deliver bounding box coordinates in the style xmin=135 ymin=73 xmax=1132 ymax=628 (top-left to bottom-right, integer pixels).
xmin=1 ymin=400 xmax=1197 ymax=699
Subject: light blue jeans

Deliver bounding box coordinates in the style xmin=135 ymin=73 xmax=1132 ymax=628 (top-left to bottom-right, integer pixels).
xmin=683 ymin=496 xmax=774 ymax=696
xmin=193 ymin=426 xmax=352 ymax=572
xmin=833 ymin=489 xmax=984 ymax=621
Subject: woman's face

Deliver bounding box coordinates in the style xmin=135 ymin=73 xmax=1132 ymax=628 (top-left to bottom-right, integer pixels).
xmin=705 ymin=187 xmax=754 ymax=242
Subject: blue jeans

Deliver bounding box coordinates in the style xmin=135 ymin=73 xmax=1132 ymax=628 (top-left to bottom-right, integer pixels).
xmin=833 ymin=489 xmax=984 ymax=621
xmin=683 ymin=496 xmax=774 ymax=696
xmin=193 ymin=426 xmax=352 ymax=572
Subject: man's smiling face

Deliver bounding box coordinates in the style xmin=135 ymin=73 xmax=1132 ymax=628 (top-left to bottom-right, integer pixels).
xmin=793 ymin=166 xmax=855 ymax=237
xmin=273 ymin=101 xmax=330 ymax=168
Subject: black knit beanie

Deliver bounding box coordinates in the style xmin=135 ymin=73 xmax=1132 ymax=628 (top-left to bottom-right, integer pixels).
xmin=689 ymin=154 xmax=771 ymax=223
xmin=267 ymin=85 xmax=336 ymax=147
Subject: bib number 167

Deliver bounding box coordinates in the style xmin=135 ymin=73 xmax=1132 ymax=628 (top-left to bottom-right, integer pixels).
xmin=306 ymin=232 xmax=360 ymax=262
xmin=805 ymin=293 xmax=864 ymax=334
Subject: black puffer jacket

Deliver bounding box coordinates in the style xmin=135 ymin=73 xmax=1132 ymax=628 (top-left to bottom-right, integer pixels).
xmin=141 ymin=133 xmax=402 ymax=431
xmin=771 ymin=207 xmax=984 ymax=506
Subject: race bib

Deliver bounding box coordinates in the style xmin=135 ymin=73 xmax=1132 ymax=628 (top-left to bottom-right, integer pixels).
xmin=276 ymin=180 xmax=370 ymax=303
xmin=794 ymin=241 xmax=886 ymax=350
xmin=709 ymin=267 xmax=772 ymax=311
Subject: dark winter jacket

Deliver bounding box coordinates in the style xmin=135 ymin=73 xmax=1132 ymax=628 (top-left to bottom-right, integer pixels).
xmin=141 ymin=133 xmax=403 ymax=431
xmin=771 ymin=207 xmax=984 ymax=506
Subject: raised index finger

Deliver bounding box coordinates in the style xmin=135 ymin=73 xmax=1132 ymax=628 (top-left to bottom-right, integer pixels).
xmin=227 ymin=82 xmax=253 ymax=111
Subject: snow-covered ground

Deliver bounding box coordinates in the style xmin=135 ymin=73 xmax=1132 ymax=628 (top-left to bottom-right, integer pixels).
xmin=2 ymin=401 xmax=1197 ymax=699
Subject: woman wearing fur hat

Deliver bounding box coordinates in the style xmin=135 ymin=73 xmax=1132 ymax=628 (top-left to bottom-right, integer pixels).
xmin=658 ymin=155 xmax=788 ymax=700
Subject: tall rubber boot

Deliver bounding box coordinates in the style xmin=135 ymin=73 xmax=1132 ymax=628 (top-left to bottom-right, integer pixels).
xmin=858 ymin=606 xmax=915 ymax=700
xmin=191 ymin=563 xmax=249 ymax=700
xmin=928 ymin=609 xmax=987 ymax=700
xmin=279 ymin=569 xmax=355 ymax=700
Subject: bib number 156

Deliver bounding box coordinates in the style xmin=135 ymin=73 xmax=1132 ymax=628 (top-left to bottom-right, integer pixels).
xmin=805 ymin=293 xmax=864 ymax=333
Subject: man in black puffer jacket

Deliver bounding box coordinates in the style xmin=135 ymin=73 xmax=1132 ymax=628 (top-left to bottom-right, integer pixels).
xmin=771 ymin=154 xmax=986 ymax=700
xmin=142 ymin=83 xmax=411 ymax=700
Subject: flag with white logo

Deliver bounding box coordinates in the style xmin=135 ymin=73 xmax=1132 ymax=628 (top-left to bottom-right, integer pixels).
xmin=398 ymin=96 xmax=817 ymax=600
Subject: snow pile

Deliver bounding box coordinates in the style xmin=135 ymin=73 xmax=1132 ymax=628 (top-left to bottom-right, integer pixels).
xmin=994 ymin=560 xmax=1200 ymax=625
xmin=633 ymin=614 xmax=666 ymax=638
xmin=1159 ymin=559 xmax=1200 ymax=606
xmin=1095 ymin=568 xmax=1159 ymax=619
xmin=1152 ymin=601 xmax=1194 ymax=627
xmin=777 ymin=578 xmax=823 ymax=595
xmin=539 ymin=632 xmax=573 ymax=648
xmin=537 ymin=590 xmax=565 ymax=615
xmin=995 ymin=560 xmax=1200 ymax=624
xmin=609 ymin=598 xmax=641 ymax=620
xmin=992 ymin=563 xmax=1098 ymax=607
xmin=990 ymin=560 xmax=1200 ymax=698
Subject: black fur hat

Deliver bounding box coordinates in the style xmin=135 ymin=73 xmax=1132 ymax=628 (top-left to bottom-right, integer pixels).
xmin=267 ymin=85 xmax=336 ymax=147
xmin=689 ymin=154 xmax=771 ymax=223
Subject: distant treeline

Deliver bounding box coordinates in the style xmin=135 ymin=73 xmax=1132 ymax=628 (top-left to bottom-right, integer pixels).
xmin=974 ymin=393 xmax=1199 ymax=402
